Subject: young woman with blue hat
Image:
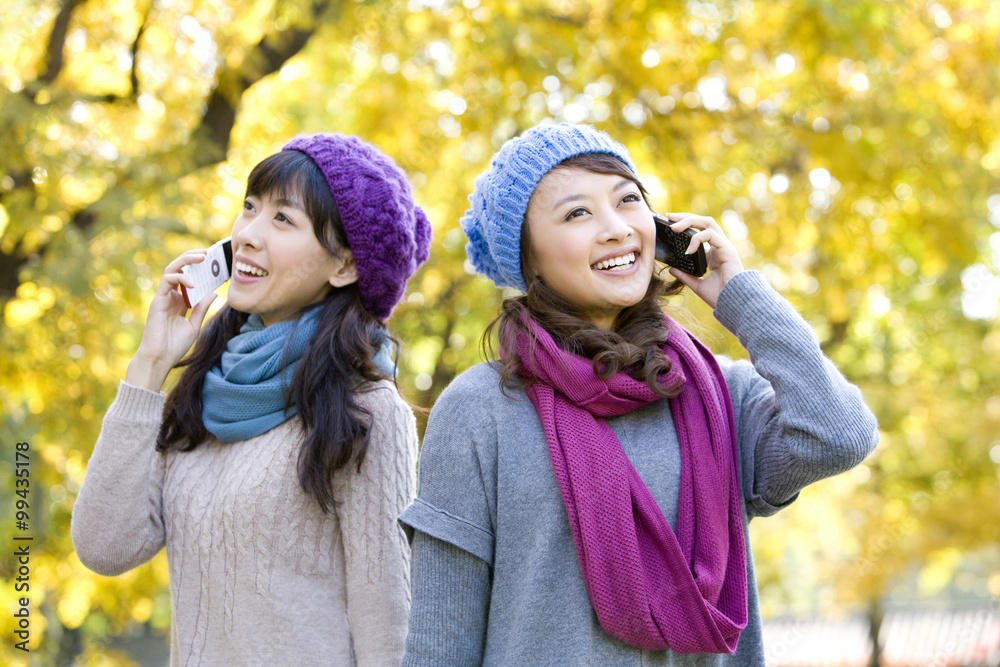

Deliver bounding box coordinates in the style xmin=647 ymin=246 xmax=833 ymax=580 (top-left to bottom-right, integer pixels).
xmin=72 ymin=133 xmax=432 ymax=665
xmin=400 ymin=122 xmax=877 ymax=664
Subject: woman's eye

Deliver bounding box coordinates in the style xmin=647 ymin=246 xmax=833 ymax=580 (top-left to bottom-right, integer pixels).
xmin=566 ymin=207 xmax=588 ymax=220
xmin=621 ymin=192 xmax=641 ymax=204
xmin=243 ymin=200 xmax=255 ymax=212
xmin=275 ymin=212 xmax=291 ymax=224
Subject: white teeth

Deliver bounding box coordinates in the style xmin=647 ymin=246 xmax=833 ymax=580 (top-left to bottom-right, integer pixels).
xmin=592 ymin=252 xmax=636 ymax=271
xmin=235 ymin=261 xmax=268 ymax=277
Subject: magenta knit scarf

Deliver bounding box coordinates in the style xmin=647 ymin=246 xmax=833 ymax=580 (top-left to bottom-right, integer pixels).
xmin=514 ymin=316 xmax=748 ymax=653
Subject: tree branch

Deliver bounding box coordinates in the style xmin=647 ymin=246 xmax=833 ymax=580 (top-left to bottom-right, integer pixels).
xmin=3 ymin=0 xmax=339 ymax=322
xmin=130 ymin=2 xmax=154 ymax=97
xmin=37 ymin=0 xmax=80 ymax=87
xmin=68 ymin=0 xmax=334 ymax=232
xmin=189 ymin=0 xmax=331 ymax=163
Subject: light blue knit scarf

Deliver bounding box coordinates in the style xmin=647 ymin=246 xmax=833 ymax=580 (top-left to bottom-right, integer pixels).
xmin=202 ymin=308 xmax=394 ymax=443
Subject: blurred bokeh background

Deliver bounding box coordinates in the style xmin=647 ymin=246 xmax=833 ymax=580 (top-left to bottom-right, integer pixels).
xmin=1 ymin=0 xmax=998 ymax=664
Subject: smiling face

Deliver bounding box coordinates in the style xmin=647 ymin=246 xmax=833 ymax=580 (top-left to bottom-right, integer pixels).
xmin=226 ymin=193 xmax=357 ymax=326
xmin=225 ymin=152 xmax=357 ymax=326
xmin=524 ymin=165 xmax=656 ymax=330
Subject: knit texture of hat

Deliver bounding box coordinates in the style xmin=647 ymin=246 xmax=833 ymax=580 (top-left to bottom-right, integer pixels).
xmin=460 ymin=123 xmax=637 ymax=292
xmin=282 ymin=133 xmax=432 ymax=320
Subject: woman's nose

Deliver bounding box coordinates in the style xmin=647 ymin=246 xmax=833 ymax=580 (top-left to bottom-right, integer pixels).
xmin=597 ymin=210 xmax=633 ymax=242
xmin=235 ymin=213 xmax=263 ymax=249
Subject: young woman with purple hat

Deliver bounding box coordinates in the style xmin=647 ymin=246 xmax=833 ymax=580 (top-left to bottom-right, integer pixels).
xmin=72 ymin=133 xmax=432 ymax=665
xmin=400 ymin=123 xmax=878 ymax=664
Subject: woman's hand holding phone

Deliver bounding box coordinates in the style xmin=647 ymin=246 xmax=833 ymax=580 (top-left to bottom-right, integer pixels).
xmin=661 ymin=212 xmax=744 ymax=309
xmin=125 ymin=250 xmax=218 ymax=392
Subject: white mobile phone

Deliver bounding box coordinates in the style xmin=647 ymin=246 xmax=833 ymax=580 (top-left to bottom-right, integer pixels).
xmin=180 ymin=238 xmax=233 ymax=308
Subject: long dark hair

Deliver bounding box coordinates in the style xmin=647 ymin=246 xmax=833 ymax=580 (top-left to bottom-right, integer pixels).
xmin=485 ymin=152 xmax=686 ymax=398
xmin=157 ymin=150 xmax=393 ymax=513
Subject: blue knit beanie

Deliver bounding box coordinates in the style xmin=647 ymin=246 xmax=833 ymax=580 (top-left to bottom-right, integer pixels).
xmin=460 ymin=123 xmax=637 ymax=292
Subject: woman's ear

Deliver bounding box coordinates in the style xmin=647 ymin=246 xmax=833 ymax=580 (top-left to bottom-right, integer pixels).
xmin=328 ymin=248 xmax=359 ymax=288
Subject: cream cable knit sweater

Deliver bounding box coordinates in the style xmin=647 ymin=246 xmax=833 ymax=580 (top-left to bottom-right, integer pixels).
xmin=71 ymin=379 xmax=417 ymax=666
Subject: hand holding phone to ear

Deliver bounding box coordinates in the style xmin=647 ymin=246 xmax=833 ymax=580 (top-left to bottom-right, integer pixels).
xmin=659 ymin=212 xmax=744 ymax=309
xmin=125 ymin=250 xmax=219 ymax=392
xmin=180 ymin=238 xmax=232 ymax=308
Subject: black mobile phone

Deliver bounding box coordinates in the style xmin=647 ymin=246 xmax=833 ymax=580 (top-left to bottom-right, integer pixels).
xmin=180 ymin=238 xmax=233 ymax=308
xmin=653 ymin=212 xmax=708 ymax=277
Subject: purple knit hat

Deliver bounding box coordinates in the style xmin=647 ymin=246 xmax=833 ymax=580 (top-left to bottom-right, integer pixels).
xmin=282 ymin=133 xmax=432 ymax=321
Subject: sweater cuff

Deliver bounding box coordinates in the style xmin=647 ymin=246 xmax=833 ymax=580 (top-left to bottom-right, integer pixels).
xmin=403 ymin=532 xmax=490 ymax=666
xmin=106 ymin=381 xmax=166 ymax=426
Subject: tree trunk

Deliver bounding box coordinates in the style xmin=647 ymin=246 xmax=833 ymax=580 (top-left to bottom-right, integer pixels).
xmin=868 ymin=599 xmax=884 ymax=667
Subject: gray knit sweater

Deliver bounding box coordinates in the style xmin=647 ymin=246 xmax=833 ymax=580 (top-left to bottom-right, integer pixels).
xmin=71 ymin=379 xmax=417 ymax=666
xmin=400 ymin=270 xmax=879 ymax=665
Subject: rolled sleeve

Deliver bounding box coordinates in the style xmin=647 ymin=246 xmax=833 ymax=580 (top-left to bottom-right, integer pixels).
xmin=399 ymin=498 xmax=495 ymax=566
xmin=399 ymin=365 xmax=501 ymax=566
